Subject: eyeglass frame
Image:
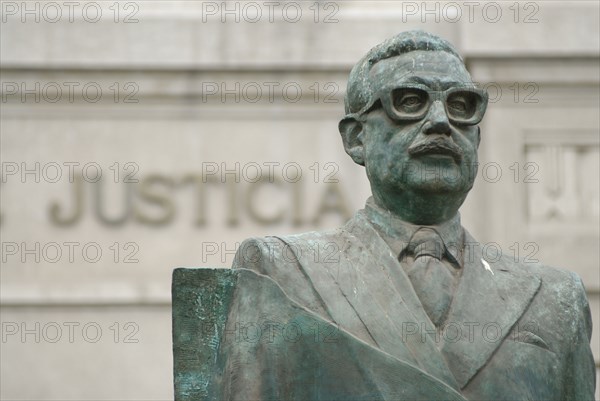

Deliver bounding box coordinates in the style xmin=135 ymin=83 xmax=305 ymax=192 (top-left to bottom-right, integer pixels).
xmin=348 ymin=84 xmax=489 ymax=127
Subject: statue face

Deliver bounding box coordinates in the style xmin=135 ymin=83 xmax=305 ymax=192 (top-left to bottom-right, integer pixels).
xmin=360 ymin=50 xmax=484 ymax=199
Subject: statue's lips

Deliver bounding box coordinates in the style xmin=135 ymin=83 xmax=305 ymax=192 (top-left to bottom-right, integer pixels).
xmin=408 ymin=138 xmax=463 ymax=162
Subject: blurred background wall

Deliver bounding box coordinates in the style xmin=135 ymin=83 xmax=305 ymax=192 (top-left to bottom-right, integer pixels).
xmin=1 ymin=1 xmax=598 ymax=399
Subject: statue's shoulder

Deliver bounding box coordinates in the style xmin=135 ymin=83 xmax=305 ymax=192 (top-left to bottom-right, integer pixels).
xmin=232 ymin=226 xmax=354 ymax=317
xmin=233 ymin=226 xmax=349 ymax=267
xmin=280 ymin=226 xmax=351 ymax=247
xmin=463 ymin=229 xmax=580 ymax=290
xmin=505 ymin=254 xmax=586 ymax=295
xmin=466 ymin=229 xmax=588 ymax=302
xmin=234 ymin=212 xmax=367 ymax=269
xmin=499 ymin=253 xmax=590 ymax=317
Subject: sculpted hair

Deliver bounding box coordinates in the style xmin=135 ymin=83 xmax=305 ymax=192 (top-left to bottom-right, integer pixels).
xmin=344 ymin=30 xmax=464 ymax=115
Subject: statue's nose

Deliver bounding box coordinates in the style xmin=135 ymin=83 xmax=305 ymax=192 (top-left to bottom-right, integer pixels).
xmin=424 ymin=100 xmax=451 ymax=136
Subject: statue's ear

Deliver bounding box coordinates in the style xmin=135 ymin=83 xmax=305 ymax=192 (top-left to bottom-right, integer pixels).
xmin=339 ymin=116 xmax=365 ymax=166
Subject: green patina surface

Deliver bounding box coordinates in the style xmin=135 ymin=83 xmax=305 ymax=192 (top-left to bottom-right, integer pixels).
xmin=172 ymin=268 xmax=236 ymax=399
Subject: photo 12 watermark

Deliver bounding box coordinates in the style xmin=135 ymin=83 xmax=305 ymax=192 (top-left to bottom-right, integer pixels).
xmin=400 ymin=320 xmax=541 ymax=345
xmin=1 ymin=1 xmax=140 ymax=23
xmin=1 ymin=81 xmax=139 ymax=104
xmin=396 ymin=1 xmax=540 ymax=24
xmin=2 ymin=321 xmax=140 ymax=343
xmin=1 ymin=162 xmax=140 ymax=184
xmin=216 ymin=320 xmax=340 ymax=344
xmin=1 ymin=241 xmax=140 ymax=264
xmin=199 ymin=1 xmax=340 ymax=24
xmin=200 ymin=80 xmax=340 ymax=104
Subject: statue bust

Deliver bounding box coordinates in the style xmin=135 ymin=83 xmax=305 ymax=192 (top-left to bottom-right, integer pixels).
xmin=172 ymin=30 xmax=595 ymax=400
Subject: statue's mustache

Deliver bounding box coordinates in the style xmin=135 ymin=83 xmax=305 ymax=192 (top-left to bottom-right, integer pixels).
xmin=407 ymin=137 xmax=464 ymax=162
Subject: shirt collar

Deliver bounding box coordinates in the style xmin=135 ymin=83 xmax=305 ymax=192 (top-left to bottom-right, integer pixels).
xmin=363 ymin=197 xmax=464 ymax=267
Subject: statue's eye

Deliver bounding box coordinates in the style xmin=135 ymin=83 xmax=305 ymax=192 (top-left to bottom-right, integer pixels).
xmin=448 ymin=99 xmax=467 ymax=112
xmin=447 ymin=92 xmax=476 ymax=118
xmin=393 ymin=89 xmax=427 ymax=114
xmin=402 ymin=95 xmax=422 ymax=107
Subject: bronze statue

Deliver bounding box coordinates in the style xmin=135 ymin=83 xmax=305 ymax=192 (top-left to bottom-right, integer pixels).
xmin=173 ymin=30 xmax=596 ymax=400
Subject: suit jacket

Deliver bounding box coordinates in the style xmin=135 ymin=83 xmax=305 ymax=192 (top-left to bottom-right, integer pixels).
xmin=223 ymin=209 xmax=595 ymax=400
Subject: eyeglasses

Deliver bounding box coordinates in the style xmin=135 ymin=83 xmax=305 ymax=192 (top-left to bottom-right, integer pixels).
xmin=358 ymin=85 xmax=488 ymax=126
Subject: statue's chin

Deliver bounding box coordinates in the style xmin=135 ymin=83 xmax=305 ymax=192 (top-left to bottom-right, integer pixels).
xmin=409 ymin=180 xmax=463 ymax=194
xmin=396 ymin=177 xmax=467 ymax=195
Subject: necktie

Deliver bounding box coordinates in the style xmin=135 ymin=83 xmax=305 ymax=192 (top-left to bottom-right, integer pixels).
xmin=404 ymin=228 xmax=455 ymax=327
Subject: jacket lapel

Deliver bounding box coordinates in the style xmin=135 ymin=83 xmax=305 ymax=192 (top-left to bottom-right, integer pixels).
xmin=441 ymin=230 xmax=541 ymax=389
xmin=342 ymin=212 xmax=460 ymax=390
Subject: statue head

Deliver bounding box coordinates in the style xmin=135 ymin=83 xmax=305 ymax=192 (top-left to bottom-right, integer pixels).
xmin=339 ymin=30 xmax=488 ymax=225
